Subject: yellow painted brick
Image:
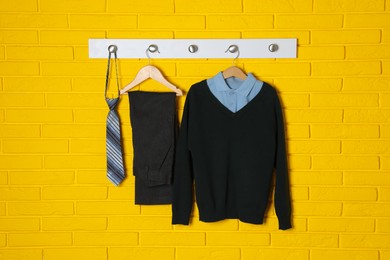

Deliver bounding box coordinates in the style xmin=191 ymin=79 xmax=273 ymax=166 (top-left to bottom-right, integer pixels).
xmin=0 ymin=234 xmax=5 ymax=246
xmin=285 ymin=109 xmax=343 ymax=123
xmin=0 ymin=14 xmax=68 ymax=28
xmin=42 ymin=217 xmax=107 ymax=231
xmin=381 ymin=94 xmax=390 ymax=107
xmin=9 ymin=232 xmax=72 ymax=247
xmin=75 ymin=232 xmax=138 ymax=246
xmin=70 ymin=14 xmax=136 ymax=29
xmin=109 ymin=216 xmax=172 ymax=230
xmin=140 ymin=232 xmax=205 ymax=246
xmin=0 ymin=110 xmax=4 ymax=122
xmin=344 ymin=202 xmax=390 ymax=216
xmin=244 ymin=0 xmax=311 ymax=12
xmin=176 ymin=31 xmax=241 ymax=39
xmin=108 ymin=0 xmax=174 ymax=12
xmin=177 ymin=62 xmax=235 ymax=77
xmin=109 ymin=247 xmax=175 ymax=260
xmin=272 ymin=233 xmax=339 ymax=248
xmin=344 ymin=171 xmax=390 ymax=185
xmin=175 ymin=219 xmax=238 ymax=231
xmin=345 ymin=110 xmax=390 ymax=123
xmin=41 ymin=0 xmax=105 ymax=12
xmin=313 ymin=61 xmax=381 ymax=76
xmin=0 ymin=62 xmax=39 ymax=76
xmin=47 ymin=93 xmax=104 ymax=107
xmin=311 ymin=93 xmax=378 ymax=107
xmin=384 ymin=28 xmax=390 ymax=43
xmin=71 ymin=139 xmax=105 ymax=154
xmin=293 ymin=187 xmax=310 ymax=200
xmin=0 ymin=93 xmax=44 ymax=107
xmin=288 ymin=140 xmax=340 ymax=154
xmin=9 ymin=171 xmax=74 ymax=185
xmin=311 ymin=187 xmax=377 ymax=201
xmin=0 ymin=187 xmax=40 ymax=201
xmin=44 ymin=155 xmax=105 ymax=169
xmin=313 ymin=156 xmax=379 ymax=170
xmin=76 ymin=170 xmax=109 ymax=184
xmin=8 ymin=202 xmax=74 ymax=216
xmin=207 ymin=232 xmax=269 ymax=246
xmin=384 ymin=61 xmax=390 ymax=75
xmin=44 ymin=248 xmax=107 ymax=260
xmin=276 ymin=14 xmax=343 ymax=29
xmin=242 ymin=248 xmax=309 ymax=260
xmin=207 ymin=15 xmax=273 ymax=29
xmin=289 ymin=155 xmax=311 ymax=169
xmin=239 ymin=217 xmax=306 ymax=232
xmin=286 ymin=124 xmax=310 ymax=139
xmin=299 ymin=46 xmax=345 ymax=60
xmin=7 ymin=46 xmax=73 ymax=60
xmin=247 ymin=63 xmax=311 ymax=77
xmin=109 ymin=187 xmax=135 ymax=200
xmin=0 ymin=124 xmax=41 ymax=138
xmin=42 ymin=62 xmax=105 ymax=76
xmin=140 ymin=204 xmax=172 ymax=215
xmin=3 ymin=139 xmax=69 ymax=153
xmin=3 ymin=77 xmax=72 ymax=92
xmin=6 ymin=109 xmax=73 ymax=123
xmin=291 ymin=171 xmax=342 ymax=185
xmin=347 ymin=45 xmax=390 ymax=59
xmin=346 ymin=14 xmax=390 ymax=28
xmin=382 ymin=125 xmax=390 ymax=138
xmin=0 ymin=30 xmax=38 ymax=44
xmin=42 ymin=124 xmax=104 ymax=138
xmin=43 ymin=186 xmax=107 ymax=200
xmin=0 ymin=0 xmax=37 ymax=11
xmin=377 ymin=219 xmax=390 ymax=232
xmin=76 ymin=201 xmax=140 ymax=215
xmin=280 ymin=94 xmax=309 ymax=108
xmin=341 ymin=234 xmax=390 ymax=248
xmin=0 ymin=249 xmax=42 ymax=260
xmin=0 ymin=172 xmax=7 ymax=184
xmin=314 ymin=0 xmax=384 ymax=12
xmin=177 ymin=247 xmax=240 ymax=260
xmin=108 ymin=30 xmax=173 ymax=39
xmin=312 ymin=30 xmax=381 ymax=44
xmin=0 ymin=46 xmax=4 ymax=60
xmin=294 ymin=202 xmax=342 ymax=216
xmin=344 ymin=77 xmax=390 ymax=91
xmin=0 ymin=217 xmax=40 ymax=231
xmin=74 ymin=109 xmax=108 ymax=124
xmin=41 ymin=30 xmax=105 ymax=44
xmin=274 ymin=78 xmax=342 ymax=92
xmin=0 ymin=155 xmax=42 ymax=169
xmin=139 ymin=15 xmax=205 ymax=29
xmin=380 ymin=187 xmax=390 ymax=201
xmin=343 ymin=140 xmax=390 ymax=154
xmin=176 ymin=0 xmax=241 ymax=13
xmin=0 ymin=203 xmax=5 ymax=215
xmin=311 ymin=124 xmax=379 ymax=139
xmin=382 ymin=156 xmax=390 ymax=169
xmin=311 ymin=249 xmax=379 ymax=260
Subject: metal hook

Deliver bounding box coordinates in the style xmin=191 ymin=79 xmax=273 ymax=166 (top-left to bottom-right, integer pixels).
xmin=146 ymin=44 xmax=160 ymax=65
xmin=225 ymin=44 xmax=240 ymax=64
xmin=108 ymin=45 xmax=118 ymax=54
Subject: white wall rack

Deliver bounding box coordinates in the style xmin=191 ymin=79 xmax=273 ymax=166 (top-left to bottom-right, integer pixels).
xmin=88 ymin=39 xmax=297 ymax=59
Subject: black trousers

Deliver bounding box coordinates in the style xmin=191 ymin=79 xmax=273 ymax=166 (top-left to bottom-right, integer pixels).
xmin=128 ymin=91 xmax=178 ymax=204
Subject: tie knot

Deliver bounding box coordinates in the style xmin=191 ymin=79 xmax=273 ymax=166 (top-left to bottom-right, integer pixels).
xmin=106 ymin=97 xmax=120 ymax=110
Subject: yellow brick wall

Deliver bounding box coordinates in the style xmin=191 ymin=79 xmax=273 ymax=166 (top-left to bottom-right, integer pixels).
xmin=0 ymin=0 xmax=390 ymax=259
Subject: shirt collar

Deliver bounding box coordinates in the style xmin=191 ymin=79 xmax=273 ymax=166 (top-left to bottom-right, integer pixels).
xmin=213 ymin=71 xmax=258 ymax=97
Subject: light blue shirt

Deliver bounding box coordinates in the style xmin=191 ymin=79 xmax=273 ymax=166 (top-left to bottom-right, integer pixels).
xmin=206 ymin=72 xmax=263 ymax=113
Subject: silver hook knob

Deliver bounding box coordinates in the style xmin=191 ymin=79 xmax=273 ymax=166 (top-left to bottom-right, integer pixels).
xmin=188 ymin=45 xmax=198 ymax=53
xmin=146 ymin=44 xmax=160 ymax=64
xmin=225 ymin=44 xmax=240 ymax=64
xmin=108 ymin=45 xmax=118 ymax=54
xmin=268 ymin=43 xmax=279 ymax=52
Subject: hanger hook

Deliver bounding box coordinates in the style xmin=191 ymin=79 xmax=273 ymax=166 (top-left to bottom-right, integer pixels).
xmin=146 ymin=44 xmax=160 ymax=65
xmin=225 ymin=45 xmax=240 ymax=65
xmin=108 ymin=45 xmax=118 ymax=54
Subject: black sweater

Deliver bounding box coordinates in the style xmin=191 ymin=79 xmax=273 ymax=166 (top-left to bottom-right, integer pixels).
xmin=172 ymin=80 xmax=291 ymax=230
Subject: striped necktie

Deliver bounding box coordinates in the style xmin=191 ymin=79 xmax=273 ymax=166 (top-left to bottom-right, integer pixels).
xmin=105 ymin=50 xmax=125 ymax=186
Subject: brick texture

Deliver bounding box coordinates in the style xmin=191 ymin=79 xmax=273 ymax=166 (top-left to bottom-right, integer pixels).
xmin=0 ymin=0 xmax=389 ymax=259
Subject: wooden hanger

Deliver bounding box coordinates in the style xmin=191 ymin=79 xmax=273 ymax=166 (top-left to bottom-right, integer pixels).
xmin=222 ymin=66 xmax=247 ymax=81
xmin=120 ymin=64 xmax=183 ymax=96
